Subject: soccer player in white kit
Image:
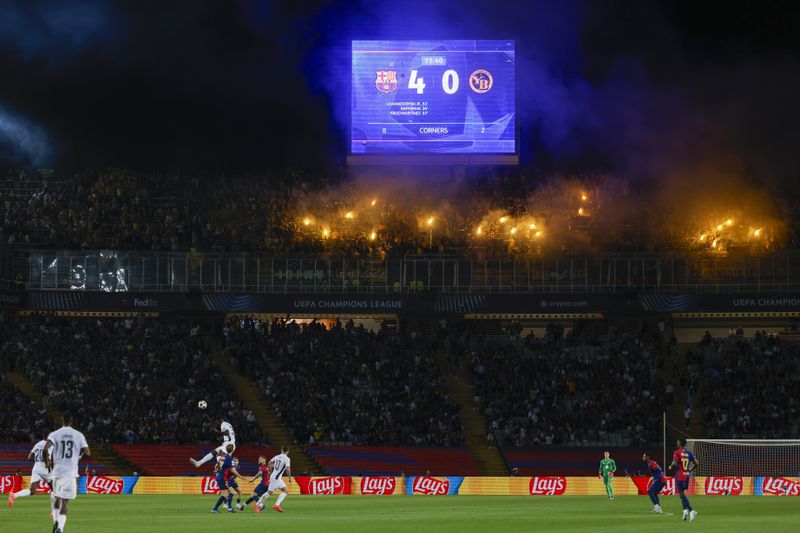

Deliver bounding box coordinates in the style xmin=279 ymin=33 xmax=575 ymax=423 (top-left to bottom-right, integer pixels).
xmin=256 ymin=445 xmax=293 ymax=513
xmin=43 ymin=412 xmax=90 ymax=533
xmin=7 ymin=437 xmax=52 ymax=507
xmin=190 ymin=420 xmax=236 ymax=468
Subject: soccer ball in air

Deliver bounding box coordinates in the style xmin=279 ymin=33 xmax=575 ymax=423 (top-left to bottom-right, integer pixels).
xmin=198 ymin=400 xmax=208 ymax=410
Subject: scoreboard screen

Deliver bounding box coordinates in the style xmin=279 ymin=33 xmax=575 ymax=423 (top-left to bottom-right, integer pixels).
xmin=351 ymin=40 xmax=515 ymax=156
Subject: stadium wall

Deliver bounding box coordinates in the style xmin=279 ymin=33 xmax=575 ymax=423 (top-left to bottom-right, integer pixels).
xmin=8 ymin=289 xmax=800 ymax=315
xmin=3 ymin=475 xmax=798 ymax=496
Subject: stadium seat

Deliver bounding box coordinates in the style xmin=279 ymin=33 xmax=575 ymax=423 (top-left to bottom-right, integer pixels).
xmin=308 ymin=446 xmax=479 ymax=476
xmin=1 ymin=443 xmax=114 ymax=476
xmin=112 ymin=444 xmax=277 ymax=476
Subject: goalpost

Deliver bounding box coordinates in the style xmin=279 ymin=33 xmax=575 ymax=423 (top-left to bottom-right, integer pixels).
xmin=686 ymin=439 xmax=800 ymax=477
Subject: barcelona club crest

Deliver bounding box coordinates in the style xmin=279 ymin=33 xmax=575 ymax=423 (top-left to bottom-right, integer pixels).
xmin=375 ymin=71 xmax=398 ymax=93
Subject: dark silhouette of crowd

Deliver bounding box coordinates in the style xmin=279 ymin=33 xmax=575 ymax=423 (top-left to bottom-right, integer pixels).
xmin=694 ymin=332 xmax=800 ymax=438
xmin=466 ymin=323 xmax=664 ymax=447
xmin=0 ymin=373 xmax=50 ymax=442
xmin=222 ymin=317 xmax=464 ymax=446
xmin=0 ymin=314 xmax=262 ymax=445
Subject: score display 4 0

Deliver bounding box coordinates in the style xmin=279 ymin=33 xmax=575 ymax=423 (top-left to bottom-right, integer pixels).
xmin=404 ymin=69 xmax=493 ymax=95
xmin=351 ymin=40 xmax=515 ymax=155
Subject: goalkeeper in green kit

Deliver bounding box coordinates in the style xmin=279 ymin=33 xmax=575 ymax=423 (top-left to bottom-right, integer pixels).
xmin=598 ymin=451 xmax=617 ymax=500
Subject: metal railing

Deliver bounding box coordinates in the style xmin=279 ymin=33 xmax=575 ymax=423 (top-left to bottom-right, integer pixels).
xmin=21 ymin=250 xmax=800 ymax=294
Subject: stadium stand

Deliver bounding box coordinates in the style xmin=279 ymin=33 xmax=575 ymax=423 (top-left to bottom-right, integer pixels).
xmin=3 ymin=315 xmax=264 ymax=446
xmin=223 ymin=317 xmax=464 ymax=447
xmin=0 ymin=372 xmax=49 ymax=443
xmin=694 ymin=333 xmax=800 ymax=439
xmin=466 ymin=324 xmax=664 ymax=447
xmin=503 ymin=447 xmax=646 ymax=477
xmin=308 ymin=446 xmax=479 ymax=476
xmin=111 ymin=444 xmax=277 ymax=477
xmin=0 ymin=443 xmax=114 ymax=476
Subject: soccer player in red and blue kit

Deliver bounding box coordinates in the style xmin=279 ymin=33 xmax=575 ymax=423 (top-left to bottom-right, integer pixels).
xmin=245 ymin=456 xmax=270 ymax=513
xmin=642 ymin=452 xmax=666 ymax=514
xmin=211 ymin=444 xmax=242 ymax=513
xmin=670 ymin=439 xmax=698 ymax=522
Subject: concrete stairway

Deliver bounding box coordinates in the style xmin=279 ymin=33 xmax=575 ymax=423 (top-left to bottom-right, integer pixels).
xmin=207 ymin=338 xmax=322 ymax=475
xmin=6 ymin=372 xmax=135 ymax=475
xmin=664 ymin=343 xmax=705 ymax=449
xmin=437 ymin=343 xmax=509 ymax=476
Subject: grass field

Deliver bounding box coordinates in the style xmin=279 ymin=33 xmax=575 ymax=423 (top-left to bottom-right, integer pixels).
xmin=3 ymin=494 xmax=799 ymax=532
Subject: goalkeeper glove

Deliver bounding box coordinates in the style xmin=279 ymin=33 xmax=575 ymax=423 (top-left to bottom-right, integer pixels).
xmin=608 ymin=472 xmax=614 ymax=477
xmin=598 ymin=474 xmax=602 ymax=478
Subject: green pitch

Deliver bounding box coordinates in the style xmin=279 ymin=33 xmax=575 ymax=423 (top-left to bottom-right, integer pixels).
xmin=3 ymin=495 xmax=799 ymax=532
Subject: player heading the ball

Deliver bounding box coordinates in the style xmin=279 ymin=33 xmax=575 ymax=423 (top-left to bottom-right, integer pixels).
xmin=190 ymin=419 xmax=236 ymax=468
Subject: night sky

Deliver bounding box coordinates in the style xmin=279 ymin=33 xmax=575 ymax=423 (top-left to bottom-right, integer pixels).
xmin=0 ymin=0 xmax=798 ymax=182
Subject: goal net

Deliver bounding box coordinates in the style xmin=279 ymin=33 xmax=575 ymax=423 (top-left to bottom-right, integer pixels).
xmin=686 ymin=439 xmax=800 ymax=477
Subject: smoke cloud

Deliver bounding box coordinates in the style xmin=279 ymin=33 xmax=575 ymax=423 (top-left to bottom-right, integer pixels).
xmin=0 ymin=107 xmax=51 ymax=166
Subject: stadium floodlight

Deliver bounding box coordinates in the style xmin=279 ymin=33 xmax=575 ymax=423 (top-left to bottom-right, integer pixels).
xmin=686 ymin=439 xmax=800 ymax=477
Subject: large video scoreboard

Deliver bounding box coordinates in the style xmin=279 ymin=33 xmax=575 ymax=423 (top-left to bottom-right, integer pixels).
xmin=351 ymin=40 xmax=516 ymax=163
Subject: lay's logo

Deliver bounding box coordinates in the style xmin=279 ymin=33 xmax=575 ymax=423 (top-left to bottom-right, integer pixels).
xmin=0 ymin=475 xmax=22 ymax=494
xmin=762 ymin=477 xmax=800 ymax=496
xmin=361 ymin=476 xmax=396 ymax=495
xmin=308 ymin=477 xmax=348 ymax=495
xmin=412 ymin=476 xmax=449 ymax=495
xmin=704 ymin=477 xmax=743 ymax=495
xmin=201 ymin=477 xmax=220 ymax=495
xmin=86 ymin=476 xmax=124 ymax=495
xmin=529 ymin=477 xmax=567 ymax=495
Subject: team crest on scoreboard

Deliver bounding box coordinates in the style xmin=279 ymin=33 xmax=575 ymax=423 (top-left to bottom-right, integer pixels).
xmin=375 ymin=71 xmax=398 ymax=93
xmin=469 ymin=69 xmax=493 ymax=93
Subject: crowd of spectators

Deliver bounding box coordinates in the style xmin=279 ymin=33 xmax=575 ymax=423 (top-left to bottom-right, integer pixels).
xmin=694 ymin=332 xmax=800 ymax=438
xmin=0 ymin=314 xmax=262 ymax=445
xmin=222 ymin=317 xmax=464 ymax=446
xmin=465 ymin=323 xmax=664 ymax=447
xmin=1 ymin=170 xmax=191 ymax=250
xmin=0 ymin=372 xmax=50 ymax=442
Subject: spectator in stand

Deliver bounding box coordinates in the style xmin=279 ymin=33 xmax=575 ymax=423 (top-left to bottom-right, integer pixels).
xmin=0 ymin=373 xmax=49 ymax=442
xmin=466 ymin=322 xmax=664 ymax=447
xmin=696 ymin=333 xmax=800 ymax=438
xmin=223 ymin=317 xmax=464 ymax=446
xmin=1 ymin=314 xmax=264 ymax=446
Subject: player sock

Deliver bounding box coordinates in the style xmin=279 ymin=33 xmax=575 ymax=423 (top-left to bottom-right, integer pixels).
xmin=226 ymin=494 xmax=233 ymax=508
xmin=57 ymin=515 xmax=66 ymax=531
xmin=276 ymin=492 xmax=286 ymax=506
xmin=245 ymin=496 xmax=255 ymax=505
xmin=213 ymin=496 xmax=225 ymax=510
xmin=680 ymin=494 xmax=693 ymax=510
xmin=51 ymin=495 xmax=58 ymax=523
xmin=14 ymin=489 xmax=31 ymax=498
xmin=258 ymin=493 xmax=271 ymax=506
xmin=196 ymin=453 xmax=214 ymax=466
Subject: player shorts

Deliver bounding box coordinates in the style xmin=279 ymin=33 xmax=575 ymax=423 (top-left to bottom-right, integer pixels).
xmin=215 ymin=441 xmax=236 ymax=454
xmin=649 ymin=480 xmax=665 ymax=494
xmin=52 ymin=477 xmax=77 ymax=500
xmin=253 ymin=484 xmax=268 ymax=496
xmin=268 ymin=478 xmax=287 ymax=492
xmin=216 ymin=476 xmax=228 ymax=491
xmin=228 ymin=479 xmax=239 ymax=491
xmin=30 ymin=465 xmax=52 ymax=485
xmin=675 ymin=479 xmax=690 ymax=492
